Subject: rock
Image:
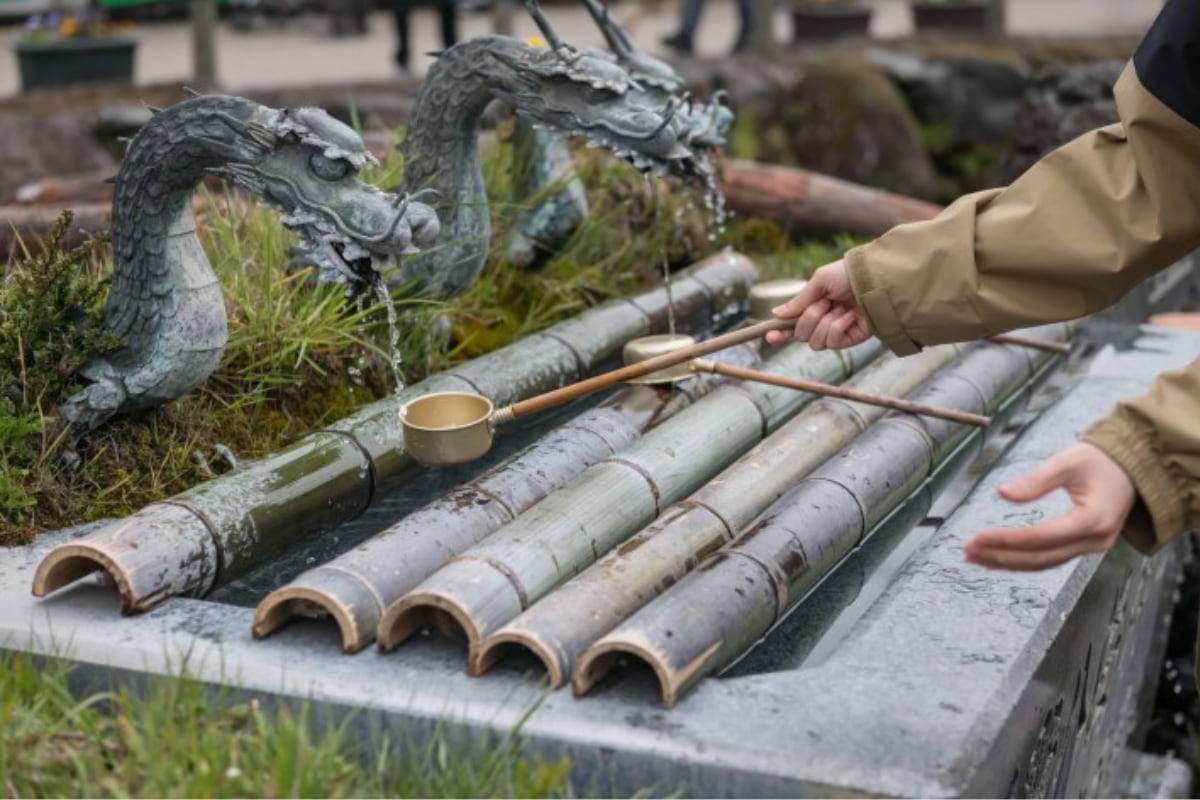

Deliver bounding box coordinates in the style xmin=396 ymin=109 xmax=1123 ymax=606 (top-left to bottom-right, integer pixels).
xmin=683 ymin=53 xmax=942 ymax=201
xmin=991 ymin=60 xmax=1123 ymax=184
xmin=872 ymin=46 xmax=1030 ymax=149
xmin=0 ymin=111 xmax=117 ymax=201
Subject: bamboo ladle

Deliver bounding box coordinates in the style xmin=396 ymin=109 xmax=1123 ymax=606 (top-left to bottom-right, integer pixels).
xmin=402 ymin=318 xmax=798 ymax=466
xmin=401 ymin=317 xmax=1023 ymax=466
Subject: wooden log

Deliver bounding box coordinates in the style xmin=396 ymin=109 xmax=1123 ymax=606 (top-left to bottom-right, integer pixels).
xmin=574 ymin=324 xmax=1071 ymax=706
xmin=0 ymin=202 xmax=111 ymax=258
xmin=251 ymin=342 xmax=761 ymax=653
xmin=9 ymin=170 xmax=115 ymax=206
xmin=376 ymin=337 xmax=883 ymax=671
xmin=720 ymin=159 xmax=941 ymax=237
xmin=31 ymin=252 xmax=757 ymax=613
xmin=477 ymin=344 xmax=963 ymax=686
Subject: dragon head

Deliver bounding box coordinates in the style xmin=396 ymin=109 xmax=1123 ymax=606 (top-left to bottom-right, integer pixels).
xmin=577 ymin=0 xmax=733 ymax=153
xmin=210 ymin=105 xmax=440 ymax=291
xmin=480 ymin=1 xmax=704 ymax=176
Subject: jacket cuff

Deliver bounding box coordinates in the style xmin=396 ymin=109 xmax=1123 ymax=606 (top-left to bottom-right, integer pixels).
xmin=845 ymin=244 xmax=922 ymax=356
xmin=1083 ymin=411 xmax=1188 ymax=554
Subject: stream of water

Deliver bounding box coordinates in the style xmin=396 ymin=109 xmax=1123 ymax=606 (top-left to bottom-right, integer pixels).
xmin=374 ymin=278 xmax=406 ymax=396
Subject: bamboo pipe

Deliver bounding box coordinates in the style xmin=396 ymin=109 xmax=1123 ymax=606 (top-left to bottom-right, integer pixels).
xmin=32 ymin=251 xmax=757 ymax=613
xmin=475 ymin=345 xmax=963 ymax=687
xmin=376 ymin=339 xmax=883 ymax=668
xmin=251 ymin=342 xmax=762 ymax=653
xmin=573 ymin=326 xmax=1070 ymax=706
xmin=691 ymin=359 xmax=990 ymax=428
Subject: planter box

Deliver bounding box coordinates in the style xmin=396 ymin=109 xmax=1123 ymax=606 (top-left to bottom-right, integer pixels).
xmin=911 ymin=2 xmax=991 ymax=32
xmin=15 ymin=37 xmax=136 ymax=92
xmin=791 ymin=4 xmax=873 ymax=40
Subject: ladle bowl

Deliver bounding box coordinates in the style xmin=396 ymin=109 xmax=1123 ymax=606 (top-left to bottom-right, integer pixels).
xmin=402 ymin=392 xmax=496 ymax=466
xmin=622 ymin=333 xmax=697 ymax=385
xmin=748 ymin=279 xmax=807 ymax=322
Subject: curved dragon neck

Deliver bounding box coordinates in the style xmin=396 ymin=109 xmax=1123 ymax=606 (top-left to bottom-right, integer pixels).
xmin=100 ymin=96 xmax=266 ymax=408
xmin=400 ymin=37 xmax=519 ymax=294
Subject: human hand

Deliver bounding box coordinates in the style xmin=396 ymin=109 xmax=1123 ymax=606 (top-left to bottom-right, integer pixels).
xmin=963 ymin=443 xmax=1136 ymax=571
xmin=765 ymin=260 xmax=874 ymax=350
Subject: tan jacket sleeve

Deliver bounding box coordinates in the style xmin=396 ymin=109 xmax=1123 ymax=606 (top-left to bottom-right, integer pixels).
xmin=842 ymin=61 xmax=1200 ymax=551
xmin=844 ymin=63 xmax=1200 ymax=356
xmin=1083 ymin=361 xmax=1200 ymax=553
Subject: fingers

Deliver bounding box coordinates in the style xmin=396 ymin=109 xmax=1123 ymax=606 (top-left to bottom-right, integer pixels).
xmin=771 ymin=278 xmax=825 ymax=321
xmin=964 ymin=539 xmax=1101 ymax=571
xmin=995 ymin=456 xmax=1072 ymax=503
xmin=965 ymin=505 xmax=1103 ymax=554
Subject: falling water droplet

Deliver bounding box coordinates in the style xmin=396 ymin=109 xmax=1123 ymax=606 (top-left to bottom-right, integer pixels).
xmin=374 ymin=277 xmax=406 ymax=398
xmin=696 ymin=154 xmax=728 ymax=238
xmin=645 ymin=174 xmax=676 ymax=336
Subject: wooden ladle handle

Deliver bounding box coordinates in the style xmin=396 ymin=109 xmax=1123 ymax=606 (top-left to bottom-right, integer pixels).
xmin=498 ymin=317 xmax=794 ymax=423
xmin=692 ymin=359 xmax=991 ymax=428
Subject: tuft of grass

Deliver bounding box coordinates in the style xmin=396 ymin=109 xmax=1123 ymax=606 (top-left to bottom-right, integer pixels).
xmin=0 ymin=650 xmax=570 ymax=798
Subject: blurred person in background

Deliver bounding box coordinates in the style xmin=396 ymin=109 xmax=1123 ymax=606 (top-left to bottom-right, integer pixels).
xmin=394 ymin=0 xmax=458 ymax=71
xmin=662 ymin=0 xmax=753 ymax=54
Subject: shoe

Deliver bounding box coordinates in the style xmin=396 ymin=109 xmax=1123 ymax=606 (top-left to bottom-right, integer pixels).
xmin=660 ymin=32 xmax=694 ymax=54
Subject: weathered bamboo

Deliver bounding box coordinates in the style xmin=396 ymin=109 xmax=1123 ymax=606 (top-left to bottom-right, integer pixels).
xmin=376 ymin=337 xmax=883 ymax=670
xmin=574 ymin=324 xmax=1071 ymax=706
xmin=32 ymin=251 xmax=757 ymax=613
xmin=477 ymin=344 xmax=963 ymax=686
xmin=720 ymin=159 xmax=940 ymax=236
xmin=251 ymin=342 xmax=761 ymax=652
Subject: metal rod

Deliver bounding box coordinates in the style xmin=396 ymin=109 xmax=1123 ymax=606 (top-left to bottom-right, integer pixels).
xmin=693 ymin=360 xmax=991 ymax=428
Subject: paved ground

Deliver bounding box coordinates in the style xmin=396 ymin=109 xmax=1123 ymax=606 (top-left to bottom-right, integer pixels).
xmin=0 ymin=0 xmax=1165 ymax=98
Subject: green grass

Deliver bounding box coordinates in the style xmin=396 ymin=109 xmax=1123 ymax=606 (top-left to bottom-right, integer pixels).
xmin=0 ymin=650 xmax=570 ymax=798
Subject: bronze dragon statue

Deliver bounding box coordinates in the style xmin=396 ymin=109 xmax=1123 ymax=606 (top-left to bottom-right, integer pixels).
xmin=62 ymin=95 xmax=440 ymax=431
xmin=503 ymin=0 xmax=733 ymax=266
xmin=395 ymin=0 xmax=731 ymax=296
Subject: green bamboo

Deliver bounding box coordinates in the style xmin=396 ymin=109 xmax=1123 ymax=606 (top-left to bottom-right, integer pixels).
xmin=574 ymin=324 xmax=1071 ymax=706
xmin=251 ymin=342 xmax=761 ymax=653
xmin=376 ymin=337 xmax=883 ymax=671
xmin=478 ymin=344 xmax=964 ymax=686
xmin=32 ymin=251 xmax=756 ymax=613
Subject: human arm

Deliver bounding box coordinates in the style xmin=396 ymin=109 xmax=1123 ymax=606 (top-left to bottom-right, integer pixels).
xmin=769 ymin=0 xmax=1200 ymax=355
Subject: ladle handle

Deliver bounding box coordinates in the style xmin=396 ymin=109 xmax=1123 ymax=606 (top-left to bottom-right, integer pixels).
xmin=499 ymin=317 xmax=795 ymax=422
xmin=693 ymin=359 xmax=991 ymax=428
xmin=989 ymin=334 xmax=1072 ymax=355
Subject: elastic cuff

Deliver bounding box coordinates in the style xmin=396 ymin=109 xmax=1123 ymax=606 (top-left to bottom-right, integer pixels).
xmin=845 ymin=245 xmax=922 ymax=356
xmin=1083 ymin=414 xmax=1187 ymax=554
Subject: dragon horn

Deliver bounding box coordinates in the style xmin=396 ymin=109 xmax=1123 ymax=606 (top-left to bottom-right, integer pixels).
xmin=580 ymin=0 xmax=632 ymax=57
xmin=410 ymin=187 xmax=442 ymax=203
xmin=524 ymin=0 xmax=566 ymax=53
xmin=650 ymin=97 xmax=683 ymax=138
